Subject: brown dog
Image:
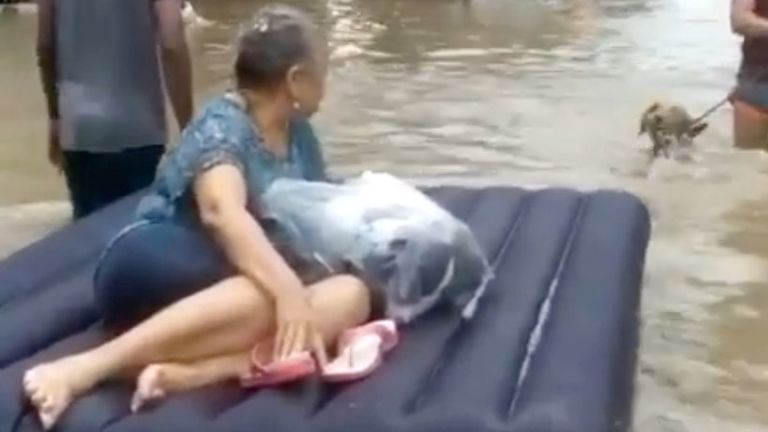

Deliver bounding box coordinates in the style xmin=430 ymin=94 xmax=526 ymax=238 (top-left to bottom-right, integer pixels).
xmin=639 ymin=102 xmax=708 ymax=159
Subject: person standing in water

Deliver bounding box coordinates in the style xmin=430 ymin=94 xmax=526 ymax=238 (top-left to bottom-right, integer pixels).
xmin=731 ymin=0 xmax=768 ymax=149
xmin=36 ymin=0 xmax=193 ymax=218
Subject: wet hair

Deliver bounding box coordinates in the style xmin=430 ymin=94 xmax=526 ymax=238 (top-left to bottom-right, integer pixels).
xmin=234 ymin=4 xmax=319 ymax=89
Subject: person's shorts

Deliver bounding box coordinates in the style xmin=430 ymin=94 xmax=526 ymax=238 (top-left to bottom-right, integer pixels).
xmin=93 ymin=219 xmax=384 ymax=330
xmin=731 ymin=80 xmax=768 ymax=114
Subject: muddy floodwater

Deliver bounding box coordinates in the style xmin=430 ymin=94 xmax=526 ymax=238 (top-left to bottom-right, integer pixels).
xmin=1 ymin=1 xmax=768 ymax=430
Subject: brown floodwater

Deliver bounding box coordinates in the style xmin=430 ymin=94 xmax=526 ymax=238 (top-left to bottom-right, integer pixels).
xmin=1 ymin=0 xmax=767 ymax=430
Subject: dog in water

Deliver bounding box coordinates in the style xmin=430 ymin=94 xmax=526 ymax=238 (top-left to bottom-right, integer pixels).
xmin=639 ymin=102 xmax=708 ymax=159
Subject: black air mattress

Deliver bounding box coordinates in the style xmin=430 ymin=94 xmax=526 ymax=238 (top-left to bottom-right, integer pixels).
xmin=0 ymin=186 xmax=650 ymax=432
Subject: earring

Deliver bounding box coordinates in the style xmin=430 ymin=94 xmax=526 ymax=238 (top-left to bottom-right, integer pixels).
xmin=292 ymin=100 xmax=301 ymax=111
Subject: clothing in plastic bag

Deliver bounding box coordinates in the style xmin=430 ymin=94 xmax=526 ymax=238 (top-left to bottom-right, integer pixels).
xmin=261 ymin=172 xmax=493 ymax=323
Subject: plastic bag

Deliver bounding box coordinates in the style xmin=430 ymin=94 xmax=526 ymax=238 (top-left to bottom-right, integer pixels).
xmin=261 ymin=172 xmax=493 ymax=323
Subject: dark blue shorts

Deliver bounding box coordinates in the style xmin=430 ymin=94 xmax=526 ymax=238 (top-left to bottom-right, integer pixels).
xmin=93 ymin=221 xmax=233 ymax=329
xmin=63 ymin=145 xmax=164 ymax=219
xmin=732 ymin=80 xmax=768 ymax=112
xmin=93 ymin=220 xmax=385 ymax=330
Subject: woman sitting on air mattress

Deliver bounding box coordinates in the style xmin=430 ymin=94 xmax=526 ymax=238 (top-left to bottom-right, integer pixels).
xmin=22 ymin=6 xmax=394 ymax=429
xmin=22 ymin=4 xmax=492 ymax=428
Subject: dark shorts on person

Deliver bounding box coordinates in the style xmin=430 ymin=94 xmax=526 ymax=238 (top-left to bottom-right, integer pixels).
xmin=63 ymin=145 xmax=164 ymax=220
xmin=732 ymin=79 xmax=768 ymax=114
xmin=94 ymin=219 xmax=385 ymax=330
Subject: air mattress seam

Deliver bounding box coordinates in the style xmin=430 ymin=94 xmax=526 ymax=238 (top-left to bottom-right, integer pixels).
xmin=0 ymin=254 xmax=99 ymax=311
xmin=10 ymin=405 xmax=26 ymax=432
xmin=506 ymin=194 xmax=587 ymax=417
xmin=99 ymin=408 xmax=133 ymax=432
xmin=1 ymin=319 xmax=100 ymax=373
xmin=0 ymin=305 xmax=99 ymax=370
xmin=0 ymin=216 xmax=116 ymax=308
xmin=488 ymin=192 xmax=531 ymax=270
xmin=202 ymin=391 xmax=257 ymax=423
xmin=452 ymin=186 xmax=488 ymax=222
xmin=402 ymin=192 xmax=532 ymax=415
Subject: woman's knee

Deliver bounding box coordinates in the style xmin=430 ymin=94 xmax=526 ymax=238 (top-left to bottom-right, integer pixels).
xmin=329 ymin=275 xmax=370 ymax=305
xmin=311 ymin=275 xmax=372 ymax=330
xmin=212 ymin=276 xmax=271 ymax=313
xmin=203 ymin=276 xmax=275 ymax=339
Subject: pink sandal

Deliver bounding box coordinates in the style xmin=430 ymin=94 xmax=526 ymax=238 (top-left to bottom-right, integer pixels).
xmin=240 ymin=343 xmax=317 ymax=388
xmin=321 ymin=320 xmax=399 ymax=383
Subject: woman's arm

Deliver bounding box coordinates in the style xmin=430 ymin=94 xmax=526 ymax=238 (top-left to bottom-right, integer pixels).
xmin=194 ymin=164 xmax=303 ymax=299
xmin=194 ymin=164 xmax=327 ymax=363
xmin=732 ymin=0 xmax=768 ymax=37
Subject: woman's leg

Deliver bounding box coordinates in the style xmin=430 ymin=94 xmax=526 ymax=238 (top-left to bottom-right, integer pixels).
xmin=131 ymin=352 xmax=252 ymax=412
xmin=23 ymin=274 xmax=369 ymax=429
xmin=131 ymin=274 xmax=371 ymax=410
xmin=733 ymin=99 xmax=768 ymax=150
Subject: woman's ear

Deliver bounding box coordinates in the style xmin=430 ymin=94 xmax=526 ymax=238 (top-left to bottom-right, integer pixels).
xmin=286 ymin=64 xmax=304 ymax=100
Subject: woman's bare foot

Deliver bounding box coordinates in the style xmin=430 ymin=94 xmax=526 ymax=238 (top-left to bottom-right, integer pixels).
xmin=131 ymin=355 xmax=249 ymax=413
xmin=131 ymin=364 xmax=175 ymax=412
xmin=23 ymin=355 xmax=104 ymax=430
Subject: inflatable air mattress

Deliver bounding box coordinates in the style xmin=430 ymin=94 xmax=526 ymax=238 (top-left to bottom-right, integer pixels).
xmin=0 ymin=186 xmax=650 ymax=432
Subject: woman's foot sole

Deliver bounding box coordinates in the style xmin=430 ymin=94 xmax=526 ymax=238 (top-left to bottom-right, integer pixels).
xmin=132 ymin=362 xmax=212 ymax=412
xmin=23 ymin=357 xmax=98 ymax=430
xmin=131 ymin=364 xmax=170 ymax=413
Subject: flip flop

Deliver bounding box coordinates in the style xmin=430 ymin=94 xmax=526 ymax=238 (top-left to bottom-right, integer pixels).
xmin=322 ymin=320 xmax=399 ymax=383
xmin=337 ymin=319 xmax=398 ymax=353
xmin=240 ymin=343 xmax=317 ymax=388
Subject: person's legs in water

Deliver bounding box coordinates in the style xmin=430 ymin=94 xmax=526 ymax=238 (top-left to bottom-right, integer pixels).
xmin=61 ymin=145 xmax=163 ymax=220
xmin=23 ymin=274 xmax=370 ymax=429
xmin=110 ymin=145 xmax=164 ymax=202
xmin=61 ymin=151 xmax=98 ymax=219
xmin=733 ymin=99 xmax=768 ymax=150
xmin=732 ymin=80 xmax=768 ymax=150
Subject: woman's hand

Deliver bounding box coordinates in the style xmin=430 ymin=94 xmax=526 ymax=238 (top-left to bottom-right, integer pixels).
xmin=194 ymin=165 xmax=329 ymax=365
xmin=274 ymin=288 xmax=328 ymax=366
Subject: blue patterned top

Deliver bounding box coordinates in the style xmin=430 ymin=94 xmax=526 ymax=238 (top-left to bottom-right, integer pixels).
xmin=136 ymin=92 xmax=327 ymax=222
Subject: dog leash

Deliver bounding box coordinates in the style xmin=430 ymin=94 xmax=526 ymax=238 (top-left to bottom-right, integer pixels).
xmin=690 ymin=96 xmax=730 ymax=126
xmin=690 ymin=67 xmax=768 ymax=126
